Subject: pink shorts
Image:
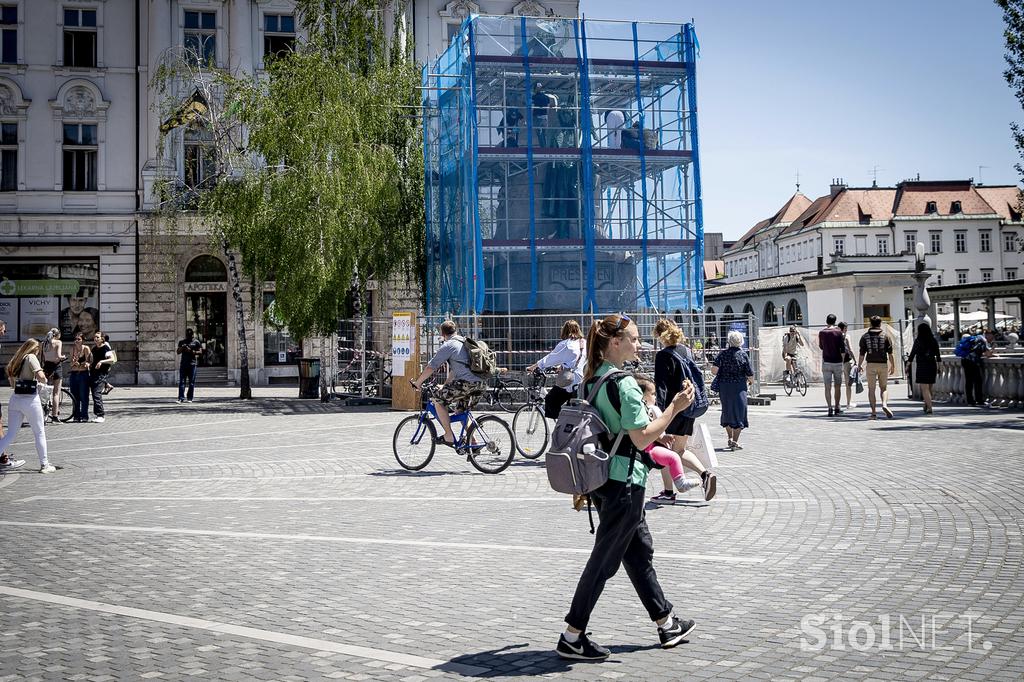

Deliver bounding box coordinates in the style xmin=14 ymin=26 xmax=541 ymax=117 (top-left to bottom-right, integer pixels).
xmin=644 ymin=443 xmax=684 ymax=480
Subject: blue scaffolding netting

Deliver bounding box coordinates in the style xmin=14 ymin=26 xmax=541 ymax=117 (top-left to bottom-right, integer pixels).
xmin=422 ymin=16 xmax=704 ymax=316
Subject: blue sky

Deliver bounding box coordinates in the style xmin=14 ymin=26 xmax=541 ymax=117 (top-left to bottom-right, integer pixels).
xmin=580 ymin=0 xmax=1020 ymax=240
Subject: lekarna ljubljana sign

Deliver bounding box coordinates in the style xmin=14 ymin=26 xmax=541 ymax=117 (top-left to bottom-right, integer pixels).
xmin=0 ymin=279 xmax=81 ymax=296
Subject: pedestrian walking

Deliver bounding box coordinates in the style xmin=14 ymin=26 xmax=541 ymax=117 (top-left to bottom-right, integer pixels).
xmin=0 ymin=338 xmax=55 ymax=473
xmin=89 ymin=331 xmax=116 ymax=423
xmin=41 ymin=328 xmax=67 ymax=423
xmin=651 ymin=320 xmax=716 ymax=503
xmin=0 ymin=320 xmax=24 ymax=470
xmin=818 ymin=314 xmax=845 ymax=416
xmin=907 ymin=323 xmax=941 ymax=414
xmin=526 ymin=319 xmax=585 ymax=419
xmin=177 ymin=328 xmax=203 ymax=403
xmin=557 ymin=314 xmax=696 ymax=660
xmin=857 ymin=316 xmax=896 ymax=419
xmin=712 ymin=330 xmax=754 ymax=449
xmin=838 ymin=321 xmax=856 ymax=410
xmin=67 ymin=333 xmax=92 ymax=422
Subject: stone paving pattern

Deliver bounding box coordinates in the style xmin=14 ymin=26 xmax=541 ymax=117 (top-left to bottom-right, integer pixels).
xmin=1 ymin=385 xmax=1022 ymax=680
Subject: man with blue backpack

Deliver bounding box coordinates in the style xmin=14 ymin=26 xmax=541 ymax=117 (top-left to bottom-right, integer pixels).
xmin=955 ymin=327 xmax=993 ymax=406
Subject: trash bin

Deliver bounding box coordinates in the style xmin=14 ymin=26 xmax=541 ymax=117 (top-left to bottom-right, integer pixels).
xmin=297 ymin=357 xmax=320 ymax=399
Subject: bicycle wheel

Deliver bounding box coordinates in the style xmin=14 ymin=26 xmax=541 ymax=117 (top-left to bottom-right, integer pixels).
xmin=797 ymin=371 xmax=808 ymax=396
xmin=512 ymin=404 xmax=549 ymax=459
xmin=60 ymin=388 xmax=75 ymax=422
xmin=495 ymin=379 xmax=526 ymax=412
xmin=393 ymin=415 xmax=437 ymax=471
xmin=783 ymin=373 xmax=794 ymax=396
xmin=465 ymin=415 xmax=516 ymax=474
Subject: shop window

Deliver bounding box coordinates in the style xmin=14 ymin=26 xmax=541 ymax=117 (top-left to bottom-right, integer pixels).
xmin=0 ymin=261 xmax=100 ymax=341
xmin=263 ymin=291 xmax=298 ymax=365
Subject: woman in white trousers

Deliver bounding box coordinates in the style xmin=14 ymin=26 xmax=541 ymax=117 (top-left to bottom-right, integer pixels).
xmin=0 ymin=338 xmax=53 ymax=473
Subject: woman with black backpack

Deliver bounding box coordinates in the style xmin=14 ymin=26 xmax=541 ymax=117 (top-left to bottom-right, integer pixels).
xmin=0 ymin=338 xmax=55 ymax=473
xmin=557 ymin=314 xmax=697 ymax=661
xmin=652 ymin=320 xmax=717 ymax=504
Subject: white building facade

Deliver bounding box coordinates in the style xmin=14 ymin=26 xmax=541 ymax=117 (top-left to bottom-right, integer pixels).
xmin=0 ymin=0 xmax=577 ymax=384
xmin=722 ymin=180 xmax=1024 ymax=319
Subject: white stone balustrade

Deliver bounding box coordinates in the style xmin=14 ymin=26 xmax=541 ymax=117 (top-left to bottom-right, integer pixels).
xmin=931 ymin=355 xmax=1024 ymax=408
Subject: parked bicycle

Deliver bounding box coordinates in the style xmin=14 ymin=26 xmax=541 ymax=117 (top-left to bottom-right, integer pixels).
xmin=782 ymin=355 xmax=808 ymax=397
xmin=511 ymin=369 xmax=552 ymax=459
xmin=486 ymin=371 xmax=527 ymax=412
xmin=392 ymin=381 xmax=516 ymax=474
xmin=332 ymin=349 xmax=392 ymax=397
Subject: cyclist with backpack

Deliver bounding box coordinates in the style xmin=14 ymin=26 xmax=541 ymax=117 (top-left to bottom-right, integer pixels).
xmin=410 ymin=321 xmax=487 ymax=448
xmin=557 ymin=313 xmax=697 ymax=661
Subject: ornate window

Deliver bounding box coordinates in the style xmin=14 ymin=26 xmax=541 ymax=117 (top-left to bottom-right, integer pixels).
xmin=185 ymin=255 xmax=226 ymax=282
xmin=263 ymin=13 xmax=295 ymax=60
xmin=439 ymin=1 xmax=479 ymax=44
xmin=0 ymin=78 xmax=27 ymax=192
xmin=51 ymin=80 xmax=109 ymax=193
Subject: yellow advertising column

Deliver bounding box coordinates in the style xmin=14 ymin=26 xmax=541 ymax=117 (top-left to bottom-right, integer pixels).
xmin=390 ymin=311 xmax=421 ymax=410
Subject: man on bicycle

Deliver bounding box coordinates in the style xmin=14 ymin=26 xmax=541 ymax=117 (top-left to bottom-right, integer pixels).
xmin=410 ymin=321 xmax=485 ymax=447
xmin=782 ymin=325 xmax=804 ymax=377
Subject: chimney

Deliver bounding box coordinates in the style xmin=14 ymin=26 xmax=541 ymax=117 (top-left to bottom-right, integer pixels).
xmin=830 ymin=178 xmax=847 ymax=198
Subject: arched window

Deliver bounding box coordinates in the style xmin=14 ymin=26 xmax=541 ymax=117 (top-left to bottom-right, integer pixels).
xmin=705 ymin=306 xmax=716 ymax=320
xmin=723 ymin=304 xmax=734 ymax=316
xmin=52 ymin=80 xmax=109 ymax=193
xmin=787 ymin=298 xmax=803 ymax=324
xmin=763 ymin=301 xmax=776 ymax=326
xmin=185 ymin=255 xmax=226 ymax=282
xmin=742 ymin=303 xmax=754 ymax=317
xmin=673 ymin=308 xmax=684 ymax=324
xmin=0 ymin=78 xmax=29 ymax=192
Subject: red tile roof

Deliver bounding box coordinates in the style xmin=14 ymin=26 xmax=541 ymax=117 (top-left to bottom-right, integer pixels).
xmin=975 ymin=186 xmax=1023 ymax=221
xmin=892 ymin=181 xmax=995 ymax=217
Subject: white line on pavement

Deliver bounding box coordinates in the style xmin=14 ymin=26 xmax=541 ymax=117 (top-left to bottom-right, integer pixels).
xmin=45 ymin=418 xmax=256 ymax=443
xmin=88 ymin=454 xmax=393 ymax=469
xmin=0 ymin=586 xmax=487 ymax=676
xmin=0 ymin=520 xmax=767 ymax=563
xmin=14 ymin=495 xmax=812 ymax=504
xmin=86 ymin=439 xmax=393 ymax=462
xmin=53 ymin=420 xmax=399 ymax=453
xmin=0 ymin=473 xmax=20 ymax=489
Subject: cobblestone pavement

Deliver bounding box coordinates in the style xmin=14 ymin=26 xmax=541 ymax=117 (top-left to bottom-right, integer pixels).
xmin=1 ymin=385 xmax=1022 ymax=681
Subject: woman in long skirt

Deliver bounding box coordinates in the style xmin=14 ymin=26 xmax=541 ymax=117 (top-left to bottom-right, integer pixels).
xmin=712 ymin=331 xmax=754 ymax=450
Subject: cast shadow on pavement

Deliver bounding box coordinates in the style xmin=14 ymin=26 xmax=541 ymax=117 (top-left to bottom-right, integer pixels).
xmin=368 ymin=469 xmax=479 ymax=477
xmin=444 ymin=641 xmax=662 ymax=677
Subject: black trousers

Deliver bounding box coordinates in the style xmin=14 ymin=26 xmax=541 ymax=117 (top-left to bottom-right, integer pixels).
xmin=544 ymin=385 xmax=574 ymax=420
xmin=962 ymin=359 xmax=984 ymax=405
xmin=565 ymin=480 xmax=673 ymax=631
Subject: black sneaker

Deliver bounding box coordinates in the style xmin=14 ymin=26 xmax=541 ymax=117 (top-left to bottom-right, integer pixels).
xmin=701 ymin=471 xmax=717 ymax=501
xmin=828 ymin=408 xmax=834 ymax=417
xmin=659 ymin=616 xmax=696 ymax=648
xmin=650 ymin=490 xmax=677 ymax=505
xmin=556 ymin=632 xmax=610 ymax=660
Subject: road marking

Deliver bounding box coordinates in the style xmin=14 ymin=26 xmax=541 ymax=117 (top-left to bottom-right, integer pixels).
xmin=0 ymin=473 xmax=20 ymax=489
xmin=15 ymin=495 xmax=811 ymax=505
xmin=0 ymin=586 xmax=487 ymax=676
xmin=0 ymin=520 xmax=767 ymax=563
xmin=47 ymin=473 xmax=417 ymax=485
xmin=86 ymin=439 xmax=393 ymax=462
xmin=54 ymin=421 xmax=399 ymax=453
xmin=90 ymin=455 xmax=395 ymax=469
xmin=45 ymin=418 xmax=256 ymax=443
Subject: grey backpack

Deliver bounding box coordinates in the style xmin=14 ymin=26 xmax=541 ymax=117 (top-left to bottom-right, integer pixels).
xmin=545 ymin=370 xmax=628 ymax=497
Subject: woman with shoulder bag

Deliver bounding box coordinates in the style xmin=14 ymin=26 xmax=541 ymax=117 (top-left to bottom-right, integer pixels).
xmin=526 ymin=319 xmax=585 ymax=420
xmin=651 ymin=320 xmax=717 ymax=504
xmin=0 ymin=338 xmax=55 ymax=473
xmin=557 ymin=314 xmax=697 ymax=661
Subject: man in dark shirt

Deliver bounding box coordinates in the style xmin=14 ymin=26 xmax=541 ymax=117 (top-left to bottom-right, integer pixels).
xmin=857 ymin=316 xmax=895 ymax=419
xmin=177 ymin=328 xmax=203 ymax=404
xmin=961 ymin=327 xmax=993 ymax=406
xmin=818 ymin=313 xmax=845 ymax=416
xmin=90 ymin=331 xmax=116 ymax=423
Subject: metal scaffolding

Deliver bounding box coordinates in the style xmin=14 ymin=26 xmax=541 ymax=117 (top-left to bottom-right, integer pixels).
xmin=423 ymin=15 xmax=704 ymax=317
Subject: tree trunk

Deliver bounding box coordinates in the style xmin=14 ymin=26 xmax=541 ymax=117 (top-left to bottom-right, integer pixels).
xmin=222 ymin=238 xmax=253 ymax=399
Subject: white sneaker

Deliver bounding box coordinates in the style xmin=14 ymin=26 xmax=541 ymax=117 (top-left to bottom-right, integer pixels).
xmin=39 ymin=464 xmax=56 ymax=474
xmin=92 ymin=416 xmax=105 ymax=423
xmin=1 ymin=458 xmax=26 ymax=470
xmin=847 ymin=402 xmax=857 ymax=409
xmin=176 ymin=399 xmax=183 ymax=404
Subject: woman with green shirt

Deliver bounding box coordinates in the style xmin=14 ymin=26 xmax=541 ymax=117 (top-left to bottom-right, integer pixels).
xmin=557 ymin=314 xmax=698 ymax=661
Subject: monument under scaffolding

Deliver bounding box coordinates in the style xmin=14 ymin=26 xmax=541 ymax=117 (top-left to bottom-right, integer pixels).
xmin=422 ymin=15 xmax=704 ymax=317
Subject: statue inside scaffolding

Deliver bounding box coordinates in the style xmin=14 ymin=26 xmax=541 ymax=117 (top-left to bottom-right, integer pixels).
xmin=423 ymin=15 xmax=704 ymax=316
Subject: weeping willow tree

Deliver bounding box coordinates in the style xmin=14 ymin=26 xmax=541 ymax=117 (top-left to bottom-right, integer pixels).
xmin=154 ymin=0 xmax=424 ymax=398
